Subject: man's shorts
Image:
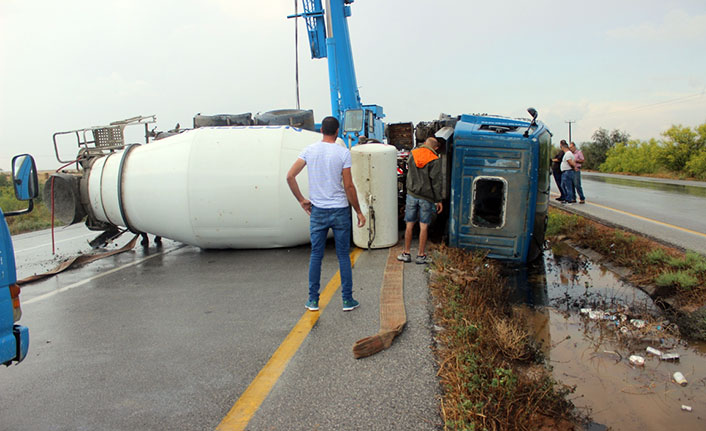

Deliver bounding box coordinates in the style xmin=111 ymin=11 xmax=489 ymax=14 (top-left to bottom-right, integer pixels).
xmin=404 ymin=194 xmax=435 ymax=224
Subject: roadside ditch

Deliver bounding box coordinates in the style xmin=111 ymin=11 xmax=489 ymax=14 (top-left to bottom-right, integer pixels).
xmin=430 ymin=209 xmax=706 ymax=430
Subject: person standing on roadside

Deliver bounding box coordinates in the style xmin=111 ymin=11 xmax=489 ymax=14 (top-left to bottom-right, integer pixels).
xmin=286 ymin=116 xmax=366 ymax=312
xmin=570 ymin=142 xmax=586 ymax=204
xmin=551 ymin=147 xmax=566 ymax=202
xmin=397 ymin=137 xmax=443 ymax=265
xmin=560 ymin=140 xmax=577 ymax=204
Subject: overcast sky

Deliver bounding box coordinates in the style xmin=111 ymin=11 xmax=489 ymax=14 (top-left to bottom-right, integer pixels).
xmin=1 ymin=0 xmax=705 ymax=171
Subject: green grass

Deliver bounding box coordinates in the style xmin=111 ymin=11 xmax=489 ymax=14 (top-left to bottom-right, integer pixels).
xmin=646 ymin=249 xmax=669 ymax=264
xmin=655 ymin=271 xmax=700 ymax=290
xmin=1 ymin=178 xmax=64 ymax=235
xmin=546 ymin=212 xmax=580 ymax=236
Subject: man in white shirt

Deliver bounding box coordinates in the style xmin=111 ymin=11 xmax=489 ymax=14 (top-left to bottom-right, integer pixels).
xmin=559 ymin=140 xmax=577 ymax=204
xmin=286 ymin=116 xmax=366 ymax=312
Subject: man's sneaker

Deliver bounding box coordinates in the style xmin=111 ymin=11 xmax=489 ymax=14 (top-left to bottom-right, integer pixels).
xmin=397 ymin=252 xmax=412 ymax=263
xmin=305 ymin=299 xmax=319 ymax=311
xmin=579 ymin=200 xmax=586 ymax=204
xmin=415 ymin=254 xmax=432 ymax=265
xmin=342 ymin=299 xmax=360 ymax=311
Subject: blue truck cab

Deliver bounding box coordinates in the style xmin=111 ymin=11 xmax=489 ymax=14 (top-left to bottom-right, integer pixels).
xmin=448 ymin=112 xmax=551 ymax=263
xmin=1 ymin=154 xmax=39 ymax=366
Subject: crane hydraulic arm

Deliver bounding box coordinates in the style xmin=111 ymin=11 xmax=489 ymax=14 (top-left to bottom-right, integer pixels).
xmin=290 ymin=0 xmax=384 ymax=146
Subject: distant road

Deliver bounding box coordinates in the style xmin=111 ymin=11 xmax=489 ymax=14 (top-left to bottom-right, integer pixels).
xmin=550 ymin=172 xmax=706 ymax=254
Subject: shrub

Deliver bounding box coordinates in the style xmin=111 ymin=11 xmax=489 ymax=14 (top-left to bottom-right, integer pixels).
xmin=599 ymin=139 xmax=663 ymax=174
xmin=685 ymin=149 xmax=706 ymax=180
xmin=661 ymin=124 xmax=705 ymax=172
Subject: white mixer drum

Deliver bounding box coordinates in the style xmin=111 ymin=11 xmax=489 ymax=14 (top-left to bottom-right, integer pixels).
xmin=85 ymin=126 xmax=319 ymax=248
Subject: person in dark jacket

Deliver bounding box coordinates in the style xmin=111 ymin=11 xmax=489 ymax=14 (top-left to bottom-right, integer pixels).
xmin=397 ymin=137 xmax=443 ymax=264
xmin=551 ymin=144 xmax=565 ymax=201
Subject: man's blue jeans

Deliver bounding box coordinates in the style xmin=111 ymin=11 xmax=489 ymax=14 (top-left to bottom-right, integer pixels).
xmin=308 ymin=206 xmax=353 ymax=302
xmin=573 ymin=169 xmax=585 ymax=201
xmin=561 ymin=170 xmax=575 ymax=202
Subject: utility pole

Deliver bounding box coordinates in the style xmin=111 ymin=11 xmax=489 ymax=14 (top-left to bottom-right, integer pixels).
xmin=565 ymin=120 xmax=575 ymax=144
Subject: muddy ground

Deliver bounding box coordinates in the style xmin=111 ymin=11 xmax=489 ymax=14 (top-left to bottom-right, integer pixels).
xmin=509 ymin=243 xmax=706 ymax=430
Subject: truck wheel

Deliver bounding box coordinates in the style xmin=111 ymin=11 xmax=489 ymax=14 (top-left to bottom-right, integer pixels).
xmin=193 ymin=113 xmax=252 ymax=128
xmin=254 ymin=109 xmax=315 ymax=131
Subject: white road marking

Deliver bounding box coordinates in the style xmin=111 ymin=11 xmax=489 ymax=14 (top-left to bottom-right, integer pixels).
xmin=23 ymin=246 xmax=183 ymax=305
xmin=14 ymin=232 xmax=97 ymax=254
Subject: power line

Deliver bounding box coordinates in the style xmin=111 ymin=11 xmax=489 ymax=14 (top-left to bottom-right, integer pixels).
xmin=580 ymin=89 xmax=705 ymax=121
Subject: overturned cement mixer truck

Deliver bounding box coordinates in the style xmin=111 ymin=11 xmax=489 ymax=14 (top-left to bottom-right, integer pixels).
xmin=46 ymin=107 xmax=551 ymax=264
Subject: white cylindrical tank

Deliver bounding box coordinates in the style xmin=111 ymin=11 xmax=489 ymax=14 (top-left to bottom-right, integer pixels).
xmin=85 ymin=126 xmax=318 ymax=248
xmin=350 ymin=143 xmax=398 ymax=249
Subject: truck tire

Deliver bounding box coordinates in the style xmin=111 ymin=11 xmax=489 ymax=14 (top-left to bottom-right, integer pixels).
xmin=193 ymin=113 xmax=252 ymax=128
xmin=254 ymin=109 xmax=315 ymax=131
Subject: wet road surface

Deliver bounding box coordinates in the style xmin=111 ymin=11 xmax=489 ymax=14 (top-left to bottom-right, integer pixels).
xmin=1 ymin=226 xmax=440 ymax=430
xmin=551 ymin=172 xmax=706 ymax=254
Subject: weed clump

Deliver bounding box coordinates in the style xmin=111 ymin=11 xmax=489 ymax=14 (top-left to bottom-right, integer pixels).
xmin=431 ymin=245 xmax=579 ymax=431
xmin=655 ymin=271 xmax=699 ymax=290
xmin=547 ymin=207 xmax=706 ymax=306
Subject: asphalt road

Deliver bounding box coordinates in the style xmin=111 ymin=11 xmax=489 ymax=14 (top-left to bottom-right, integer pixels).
xmin=3 ymin=171 xmax=703 ymax=430
xmin=551 ymin=172 xmax=706 ymax=254
xmin=1 ymin=226 xmax=441 ymax=431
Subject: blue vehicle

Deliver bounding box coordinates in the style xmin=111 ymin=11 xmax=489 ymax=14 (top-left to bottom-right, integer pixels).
xmin=448 ymin=111 xmax=552 ymax=263
xmin=291 ymin=0 xmax=384 ymax=146
xmin=1 ymin=154 xmax=39 ymax=366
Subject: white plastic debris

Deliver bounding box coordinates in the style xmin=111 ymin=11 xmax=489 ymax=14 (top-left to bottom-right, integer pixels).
xmin=672 ymin=372 xmax=688 ymax=386
xmin=629 ymin=355 xmax=645 ymax=366
xmin=589 ymin=310 xmax=605 ymax=320
xmin=661 ymin=353 xmax=680 ymax=361
xmin=681 ymin=405 xmax=693 ymax=412
xmin=646 ymin=347 xmax=663 ymax=356
xmin=630 ymin=319 xmax=646 ymax=328
xmin=619 ymin=326 xmax=629 ymax=334
xmin=580 ymin=308 xmax=592 ymax=315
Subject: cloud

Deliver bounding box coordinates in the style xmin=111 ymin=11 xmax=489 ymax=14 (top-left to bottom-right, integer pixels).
xmin=543 ymin=91 xmax=706 ymax=143
xmin=607 ymin=9 xmax=706 ymax=41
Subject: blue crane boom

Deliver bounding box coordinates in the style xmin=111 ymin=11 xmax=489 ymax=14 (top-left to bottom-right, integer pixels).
xmin=290 ymin=0 xmax=384 ymax=146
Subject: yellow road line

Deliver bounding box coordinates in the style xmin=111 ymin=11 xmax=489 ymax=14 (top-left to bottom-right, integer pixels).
xmin=216 ymin=247 xmax=364 ymax=431
xmin=586 ymin=200 xmax=706 ymax=238
xmin=550 ymin=193 xmax=706 ymax=239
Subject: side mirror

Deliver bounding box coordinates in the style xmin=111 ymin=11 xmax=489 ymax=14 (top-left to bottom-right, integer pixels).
xmin=527 ymin=107 xmax=538 ymax=120
xmin=523 ymin=107 xmax=539 ymax=137
xmin=12 ymin=154 xmax=39 ymax=201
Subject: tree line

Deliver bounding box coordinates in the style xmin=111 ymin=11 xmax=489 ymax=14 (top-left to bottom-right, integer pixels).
xmin=578 ymin=121 xmax=706 ymax=180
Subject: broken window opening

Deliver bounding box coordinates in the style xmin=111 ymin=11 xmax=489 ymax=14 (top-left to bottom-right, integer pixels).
xmin=471 ymin=177 xmax=507 ymax=228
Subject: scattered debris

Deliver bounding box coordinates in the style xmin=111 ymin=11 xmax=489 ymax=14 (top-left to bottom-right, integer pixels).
xmin=629 ymin=355 xmax=645 ymax=366
xmin=660 ymin=353 xmax=680 ymax=362
xmin=672 ymin=371 xmax=688 ymax=386
xmin=645 ymin=346 xmax=662 ymax=356
xmin=681 ymin=405 xmax=693 ymax=412
xmin=631 ymin=319 xmax=646 ymax=329
xmin=589 ymin=310 xmax=605 ymax=320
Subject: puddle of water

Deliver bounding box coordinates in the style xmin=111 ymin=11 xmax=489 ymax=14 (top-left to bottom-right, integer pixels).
xmin=586 ymin=175 xmax=706 ymax=198
xmin=508 ymin=248 xmax=706 ymax=430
